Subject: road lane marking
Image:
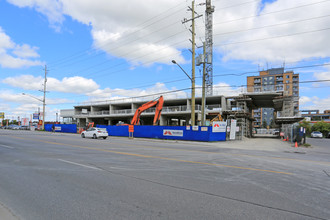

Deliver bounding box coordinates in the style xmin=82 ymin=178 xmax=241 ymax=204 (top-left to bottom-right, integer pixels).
xmin=58 ymin=159 xmax=103 ymax=171
xmin=0 ymin=144 xmax=14 ymax=149
xmin=11 ymin=136 xmax=292 ymax=175
xmin=114 ymin=142 xmax=330 ymax=166
xmin=11 ymin=135 xmax=329 ymax=166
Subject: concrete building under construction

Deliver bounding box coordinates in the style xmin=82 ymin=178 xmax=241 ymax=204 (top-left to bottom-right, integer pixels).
xmin=247 ymin=68 xmax=299 ymax=129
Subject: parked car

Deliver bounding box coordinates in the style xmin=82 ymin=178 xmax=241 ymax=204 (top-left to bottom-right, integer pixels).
xmin=327 ymin=132 xmax=330 ymax=138
xmin=8 ymin=124 xmax=20 ymax=130
xmin=272 ymin=129 xmax=279 ymax=135
xmin=311 ymin=131 xmax=323 ymax=138
xmin=81 ymin=127 xmax=108 ymax=139
xmin=19 ymin=125 xmax=29 ymax=130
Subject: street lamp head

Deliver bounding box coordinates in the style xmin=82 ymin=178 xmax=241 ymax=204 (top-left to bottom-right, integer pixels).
xmin=171 ymin=60 xmax=176 ymax=64
xmin=22 ymin=93 xmax=25 ymax=95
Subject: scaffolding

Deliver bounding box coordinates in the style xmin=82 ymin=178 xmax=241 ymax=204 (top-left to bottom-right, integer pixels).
xmin=222 ymin=95 xmax=254 ymax=138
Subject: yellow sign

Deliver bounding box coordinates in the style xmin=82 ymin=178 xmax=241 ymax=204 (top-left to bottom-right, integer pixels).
xmin=0 ymin=112 xmax=4 ymax=119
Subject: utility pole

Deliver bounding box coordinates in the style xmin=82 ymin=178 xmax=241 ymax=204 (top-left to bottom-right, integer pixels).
xmin=201 ymin=42 xmax=206 ymax=126
xmin=182 ymin=0 xmax=202 ymax=126
xmin=191 ymin=0 xmax=196 ymax=126
xmin=42 ymin=65 xmax=47 ymax=130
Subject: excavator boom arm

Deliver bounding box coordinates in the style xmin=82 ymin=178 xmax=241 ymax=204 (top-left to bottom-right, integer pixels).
xmin=131 ymin=96 xmax=164 ymax=125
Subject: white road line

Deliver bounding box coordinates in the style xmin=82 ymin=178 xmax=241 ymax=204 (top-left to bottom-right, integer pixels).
xmin=0 ymin=144 xmax=14 ymax=149
xmin=58 ymin=159 xmax=103 ymax=171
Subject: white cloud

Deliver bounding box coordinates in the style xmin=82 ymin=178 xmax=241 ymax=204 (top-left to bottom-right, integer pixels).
xmin=6 ymin=0 xmax=64 ymax=30
xmin=0 ymin=90 xmax=71 ymax=105
xmin=12 ymin=44 xmax=40 ymax=58
xmin=85 ymin=82 xmax=179 ymax=101
xmin=2 ymin=75 xmax=99 ymax=94
xmin=6 ymin=0 xmax=189 ymax=65
xmin=299 ymin=96 xmax=330 ymax=112
xmin=211 ymin=82 xmax=243 ymax=96
xmin=6 ymin=0 xmax=330 ymax=65
xmin=299 ymin=96 xmax=312 ymax=106
xmin=313 ymin=66 xmax=330 ymax=86
xmin=217 ymin=0 xmax=330 ymax=64
xmin=0 ymin=27 xmax=43 ymax=68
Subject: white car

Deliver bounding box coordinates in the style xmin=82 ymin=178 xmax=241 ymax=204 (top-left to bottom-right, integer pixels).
xmin=311 ymin=131 xmax=323 ymax=138
xmin=81 ymin=127 xmax=108 ymax=139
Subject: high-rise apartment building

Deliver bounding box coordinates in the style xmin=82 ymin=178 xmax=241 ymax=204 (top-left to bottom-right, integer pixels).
xmin=247 ymin=68 xmax=299 ymax=128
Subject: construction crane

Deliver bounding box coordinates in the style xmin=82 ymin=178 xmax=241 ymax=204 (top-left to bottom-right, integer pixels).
xmin=131 ymin=96 xmax=164 ymax=125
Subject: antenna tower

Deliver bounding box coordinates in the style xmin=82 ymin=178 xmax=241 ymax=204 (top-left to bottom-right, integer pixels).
xmin=205 ymin=0 xmax=214 ymax=95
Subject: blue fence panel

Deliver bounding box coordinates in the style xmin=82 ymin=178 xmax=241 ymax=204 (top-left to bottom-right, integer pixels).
xmin=45 ymin=124 xmax=77 ymax=133
xmin=96 ymin=125 xmax=226 ymax=142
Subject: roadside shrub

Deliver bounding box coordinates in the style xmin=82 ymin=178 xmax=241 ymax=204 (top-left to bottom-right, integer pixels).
xmin=312 ymin=121 xmax=330 ymax=137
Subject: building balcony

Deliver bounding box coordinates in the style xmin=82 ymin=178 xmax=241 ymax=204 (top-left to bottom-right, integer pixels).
xmin=74 ymin=105 xmax=204 ymax=117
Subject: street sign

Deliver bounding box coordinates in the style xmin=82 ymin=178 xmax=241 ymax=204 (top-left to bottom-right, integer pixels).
xmin=230 ymin=119 xmax=237 ymax=140
xmin=212 ymin=121 xmax=226 ymax=132
xmin=21 ymin=118 xmax=29 ymax=126
xmin=33 ymin=113 xmax=39 ymax=120
xmin=0 ymin=112 xmax=4 ymax=119
xmin=129 ymin=125 xmax=134 ymax=133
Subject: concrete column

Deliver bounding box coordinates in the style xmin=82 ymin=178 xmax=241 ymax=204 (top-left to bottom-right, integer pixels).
xmin=132 ymin=103 xmax=138 ymax=114
xmin=159 ymin=115 xmax=166 ymax=126
xmin=187 ymin=99 xmax=191 ymax=110
xmin=221 ymin=96 xmax=227 ymax=111
xmin=226 ymin=99 xmax=231 ymax=111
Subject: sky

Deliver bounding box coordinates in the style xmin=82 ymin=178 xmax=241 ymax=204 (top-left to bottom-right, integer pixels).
xmin=0 ymin=0 xmax=330 ymax=122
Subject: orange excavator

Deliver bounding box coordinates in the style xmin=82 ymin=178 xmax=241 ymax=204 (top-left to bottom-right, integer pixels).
xmin=79 ymin=122 xmax=94 ymax=134
xmin=131 ymin=96 xmax=164 ymax=125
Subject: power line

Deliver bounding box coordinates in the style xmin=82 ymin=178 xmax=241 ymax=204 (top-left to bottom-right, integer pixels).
xmin=49 ymin=1 xmax=330 ymax=81
xmin=48 ymin=2 xmax=188 ymax=67
xmin=46 ymin=62 xmax=330 ymax=104
xmin=48 ymin=78 xmax=330 ymax=106
xmin=213 ymin=0 xmax=330 ymax=26
xmin=213 ymin=14 xmax=330 ymax=37
xmin=215 ymin=26 xmax=330 ymax=47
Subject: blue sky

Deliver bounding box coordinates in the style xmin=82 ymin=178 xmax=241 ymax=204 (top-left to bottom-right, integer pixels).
xmin=0 ymin=0 xmax=330 ymax=121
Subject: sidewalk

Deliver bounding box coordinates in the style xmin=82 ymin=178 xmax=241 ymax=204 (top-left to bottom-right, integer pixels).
xmin=0 ymin=202 xmax=18 ymax=220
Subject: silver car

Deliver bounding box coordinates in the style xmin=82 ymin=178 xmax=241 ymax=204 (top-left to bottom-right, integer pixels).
xmin=81 ymin=127 xmax=108 ymax=139
xmin=311 ymin=131 xmax=323 ymax=138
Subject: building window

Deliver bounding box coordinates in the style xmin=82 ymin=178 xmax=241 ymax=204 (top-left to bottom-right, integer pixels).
xmin=286 ymin=75 xmax=290 ymax=78
xmin=286 ymin=85 xmax=290 ymax=90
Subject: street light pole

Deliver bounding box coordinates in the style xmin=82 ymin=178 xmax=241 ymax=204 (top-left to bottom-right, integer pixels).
xmin=172 ymin=60 xmax=195 ymax=126
xmin=42 ymin=65 xmax=47 ymax=130
xmin=22 ymin=93 xmax=44 ymax=128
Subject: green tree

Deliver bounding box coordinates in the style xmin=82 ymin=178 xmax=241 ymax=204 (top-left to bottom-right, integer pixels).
xmin=312 ymin=121 xmax=330 ymax=136
xmin=298 ymin=119 xmax=312 ymax=135
xmin=262 ymin=120 xmax=268 ymax=128
xmin=269 ymin=119 xmax=276 ymax=128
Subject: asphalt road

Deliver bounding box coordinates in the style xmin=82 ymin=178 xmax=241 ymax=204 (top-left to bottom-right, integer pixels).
xmin=0 ymin=130 xmax=329 ymax=220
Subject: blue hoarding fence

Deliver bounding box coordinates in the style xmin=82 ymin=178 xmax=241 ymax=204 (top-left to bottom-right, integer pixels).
xmin=45 ymin=124 xmax=77 ymax=133
xmin=97 ymin=125 xmax=226 ymax=142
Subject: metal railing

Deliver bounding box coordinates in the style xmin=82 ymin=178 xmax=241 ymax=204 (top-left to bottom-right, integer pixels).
xmin=74 ymin=104 xmax=205 ymax=116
